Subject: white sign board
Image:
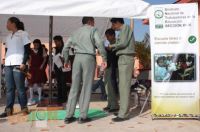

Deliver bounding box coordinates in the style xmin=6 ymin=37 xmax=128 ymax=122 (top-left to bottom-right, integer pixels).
xmin=150 ymin=3 xmax=199 ymax=118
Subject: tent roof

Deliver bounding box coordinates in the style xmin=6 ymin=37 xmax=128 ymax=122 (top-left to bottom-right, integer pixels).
xmin=0 ymin=0 xmax=150 ymax=42
xmin=0 ymin=15 xmax=110 ymax=43
xmin=0 ymin=0 xmax=149 ymax=18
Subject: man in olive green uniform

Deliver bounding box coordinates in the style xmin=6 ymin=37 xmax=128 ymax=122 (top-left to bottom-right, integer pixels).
xmin=103 ymin=28 xmax=119 ymax=112
xmin=109 ymin=18 xmax=135 ymax=122
xmin=62 ymin=17 xmax=107 ymax=124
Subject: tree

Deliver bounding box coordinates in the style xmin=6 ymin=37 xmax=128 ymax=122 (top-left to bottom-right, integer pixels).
xmin=135 ymin=33 xmax=151 ymax=69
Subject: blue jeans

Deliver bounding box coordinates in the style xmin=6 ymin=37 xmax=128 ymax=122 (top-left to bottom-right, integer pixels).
xmin=92 ymin=77 xmax=107 ymax=100
xmin=5 ymin=66 xmax=27 ymax=110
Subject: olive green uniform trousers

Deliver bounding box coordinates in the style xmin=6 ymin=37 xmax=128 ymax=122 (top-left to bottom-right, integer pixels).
xmin=66 ymin=54 xmax=96 ymax=119
xmin=117 ymin=55 xmax=134 ymax=118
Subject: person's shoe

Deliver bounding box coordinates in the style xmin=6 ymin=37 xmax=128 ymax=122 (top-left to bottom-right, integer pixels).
xmin=27 ymin=99 xmax=36 ymax=106
xmin=76 ymin=104 xmax=80 ymax=109
xmin=113 ymin=112 xmax=118 ymax=116
xmin=108 ymin=108 xmax=119 ymax=113
xmin=112 ymin=117 xmax=129 ymax=122
xmin=64 ymin=117 xmax=76 ymax=124
xmin=103 ymin=107 xmax=110 ymax=111
xmin=78 ymin=118 xmax=92 ymax=124
xmin=21 ymin=107 xmax=29 ymax=115
xmin=0 ymin=112 xmax=8 ymax=118
xmin=0 ymin=108 xmax=13 ymax=118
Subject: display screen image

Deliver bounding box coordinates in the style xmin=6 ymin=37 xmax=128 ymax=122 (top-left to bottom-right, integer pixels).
xmin=154 ymin=53 xmax=196 ymax=82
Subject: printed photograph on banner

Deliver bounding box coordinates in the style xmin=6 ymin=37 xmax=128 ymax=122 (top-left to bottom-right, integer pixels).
xmin=154 ymin=53 xmax=196 ymax=82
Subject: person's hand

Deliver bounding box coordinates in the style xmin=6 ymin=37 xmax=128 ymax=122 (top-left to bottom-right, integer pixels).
xmin=64 ymin=63 xmax=71 ymax=69
xmin=20 ymin=64 xmax=26 ymax=71
xmin=107 ymin=45 xmax=113 ymax=51
xmin=105 ymin=46 xmax=111 ymax=51
xmin=26 ymin=72 xmax=32 ymax=80
xmin=101 ymin=61 xmax=107 ymax=70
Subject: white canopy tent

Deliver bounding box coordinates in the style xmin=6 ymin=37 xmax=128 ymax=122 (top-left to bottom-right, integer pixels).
xmin=0 ymin=0 xmax=150 ymax=41
xmin=0 ymin=15 xmax=110 ymax=42
xmin=0 ymin=0 xmax=150 ymax=100
xmin=0 ymin=0 xmax=149 ymax=18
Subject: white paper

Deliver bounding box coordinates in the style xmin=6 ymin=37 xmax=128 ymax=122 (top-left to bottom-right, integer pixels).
xmin=53 ymin=53 xmax=63 ymax=68
xmin=104 ymin=40 xmax=110 ymax=47
xmin=62 ymin=67 xmax=71 ymax=72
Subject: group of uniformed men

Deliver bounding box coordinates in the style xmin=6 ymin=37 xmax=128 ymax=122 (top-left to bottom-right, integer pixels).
xmin=62 ymin=17 xmax=135 ymax=124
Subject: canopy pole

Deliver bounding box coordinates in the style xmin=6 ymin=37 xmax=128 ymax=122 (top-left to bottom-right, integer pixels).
xmin=0 ymin=39 xmax=2 ymax=99
xmin=49 ymin=16 xmax=53 ymax=104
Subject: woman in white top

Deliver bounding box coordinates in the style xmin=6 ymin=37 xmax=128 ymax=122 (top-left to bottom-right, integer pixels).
xmin=0 ymin=17 xmax=31 ymax=118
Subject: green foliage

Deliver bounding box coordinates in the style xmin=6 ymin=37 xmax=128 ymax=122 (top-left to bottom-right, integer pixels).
xmin=135 ymin=41 xmax=151 ymax=69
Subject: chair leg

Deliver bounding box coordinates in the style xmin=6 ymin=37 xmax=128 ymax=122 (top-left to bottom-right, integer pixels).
xmin=137 ymin=93 xmax=141 ymax=107
xmin=139 ymin=91 xmax=151 ymax=115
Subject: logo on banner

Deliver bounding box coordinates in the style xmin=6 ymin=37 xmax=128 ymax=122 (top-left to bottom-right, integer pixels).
xmin=154 ymin=8 xmax=164 ymax=29
xmin=154 ymin=10 xmax=164 ymax=18
xmin=188 ymin=35 xmax=197 ymax=44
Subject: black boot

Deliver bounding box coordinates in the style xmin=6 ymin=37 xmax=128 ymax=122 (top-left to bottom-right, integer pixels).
xmin=78 ymin=117 xmax=92 ymax=124
xmin=0 ymin=108 xmax=13 ymax=118
xmin=21 ymin=107 xmax=29 ymax=115
xmin=103 ymin=106 xmax=110 ymax=112
xmin=112 ymin=117 xmax=129 ymax=122
xmin=64 ymin=117 xmax=76 ymax=124
xmin=108 ymin=108 xmax=119 ymax=113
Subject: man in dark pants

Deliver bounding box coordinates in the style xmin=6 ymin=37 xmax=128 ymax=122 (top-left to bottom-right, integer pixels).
xmin=103 ymin=28 xmax=119 ymax=112
xmin=92 ymin=65 xmax=107 ymax=100
xmin=53 ymin=36 xmax=68 ymax=103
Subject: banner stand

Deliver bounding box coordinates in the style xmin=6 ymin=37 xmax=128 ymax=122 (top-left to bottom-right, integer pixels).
xmin=150 ymin=3 xmax=200 ymax=119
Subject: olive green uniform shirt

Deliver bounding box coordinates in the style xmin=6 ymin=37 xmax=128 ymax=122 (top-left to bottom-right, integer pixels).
xmin=62 ymin=24 xmax=107 ymax=62
xmin=111 ymin=24 xmax=135 ymax=55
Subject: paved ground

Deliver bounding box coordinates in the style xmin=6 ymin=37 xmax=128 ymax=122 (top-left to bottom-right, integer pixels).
xmin=0 ymin=93 xmax=200 ymax=132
